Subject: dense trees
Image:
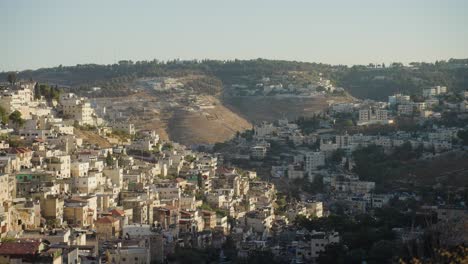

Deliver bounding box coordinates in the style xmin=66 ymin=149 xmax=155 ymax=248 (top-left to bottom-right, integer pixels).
xmin=185 ymin=76 xmax=223 ymax=95
xmin=295 ymin=209 xmax=412 ymax=264
xmin=8 ymin=110 xmax=25 ymax=127
xmin=296 ymin=114 xmax=322 ymax=134
xmin=34 ymin=83 xmax=61 ymax=100
xmin=331 ymin=60 xmax=468 ymax=100
xmin=3 ymin=59 xmax=466 ymax=100
xmin=351 ymin=143 xmax=423 ymax=189
xmin=457 ymin=129 xmax=468 ymax=146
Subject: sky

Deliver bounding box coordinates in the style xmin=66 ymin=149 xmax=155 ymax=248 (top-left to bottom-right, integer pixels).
xmin=1 ymin=0 xmax=467 ymax=71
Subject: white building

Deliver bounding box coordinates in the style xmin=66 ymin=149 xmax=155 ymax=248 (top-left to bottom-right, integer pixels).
xmin=305 ymin=152 xmax=325 ymax=173
xmin=71 ymin=161 xmax=90 ymax=177
xmin=112 ymin=122 xmax=136 ymax=135
xmin=423 ymin=86 xmax=447 ymax=98
xmin=358 ymin=108 xmax=390 ymax=125
xmin=254 ymin=122 xmax=277 ymax=139
xmin=45 ymin=155 xmax=71 ymax=178
xmin=388 ymin=94 xmax=411 ymax=106
xmin=60 ymin=93 xmax=96 ymax=125
xmin=423 ymin=88 xmax=436 ymax=98
xmin=0 ymin=82 xmax=35 ymax=114
xmin=413 ymin=102 xmax=426 ymax=111
xmin=310 ymin=231 xmax=340 ymax=258
xmin=74 ymin=175 xmax=98 ymax=194
xmin=287 ymin=165 xmax=304 ymax=180
xmin=251 ymin=146 xmax=267 ymax=160
xmin=398 ymin=104 xmax=414 ymax=116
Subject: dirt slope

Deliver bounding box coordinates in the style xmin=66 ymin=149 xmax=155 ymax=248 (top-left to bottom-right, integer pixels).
xmin=224 ymin=96 xmax=331 ymax=123
xmin=167 ymin=98 xmax=252 ymax=145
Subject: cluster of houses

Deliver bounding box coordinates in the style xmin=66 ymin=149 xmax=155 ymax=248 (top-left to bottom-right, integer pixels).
xmin=250 ymin=115 xmax=461 ymax=183
xmin=229 ymin=74 xmax=344 ymax=97
xmin=219 ymin=85 xmax=468 ymax=248
xmin=332 ymin=85 xmax=468 ymax=126
xmin=0 ymin=80 xmax=339 ymax=263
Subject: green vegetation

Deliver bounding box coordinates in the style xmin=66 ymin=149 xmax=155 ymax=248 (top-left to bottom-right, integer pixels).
xmin=167 ymin=247 xmax=219 ymax=263
xmin=352 ymin=144 xmax=422 ymax=189
xmin=457 ymin=129 xmax=468 ymax=145
xmin=0 ymin=237 xmax=17 ymax=243
xmin=127 ymin=149 xmax=152 ymax=157
xmin=105 ymin=152 xmax=114 ymax=166
xmin=274 ymin=193 xmax=288 ymax=215
xmin=7 ymin=136 xmax=26 ymax=148
xmin=162 ymin=143 xmax=173 ymax=151
xmin=290 ymin=175 xmax=324 ymax=195
xmin=184 ymin=155 xmax=196 ymax=163
xmin=295 ymin=208 xmax=416 ymax=264
xmin=6 ymin=58 xmax=468 ymax=100
xmin=213 ymin=141 xmax=230 ymax=152
xmin=0 ymin=106 xmax=9 ymax=124
xmin=197 ymin=203 xmax=227 ymax=217
xmin=239 ymin=129 xmax=254 ymax=141
xmin=74 ymin=123 xmax=96 ymax=130
xmin=109 ymin=130 xmax=131 ymax=141
xmin=296 ymin=115 xmax=322 ymax=134
xmin=8 ymin=110 xmax=25 ymax=127
xmin=197 ymin=203 xmax=213 ymax=211
xmin=34 ymin=83 xmax=61 ymax=100
xmin=333 ymin=112 xmax=356 ymax=129
xmin=185 ymin=76 xmax=223 ymax=95
xmin=331 ymin=59 xmax=468 ymax=100
xmin=295 ymin=207 xmax=468 ymax=264
xmin=328 ymin=149 xmax=346 ymax=166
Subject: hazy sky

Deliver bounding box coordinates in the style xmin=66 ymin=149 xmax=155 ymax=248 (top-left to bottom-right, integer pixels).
xmin=1 ymin=0 xmax=467 ymax=71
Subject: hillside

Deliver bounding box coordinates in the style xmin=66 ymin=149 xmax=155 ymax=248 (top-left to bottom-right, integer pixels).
xmin=3 ymin=58 xmax=468 ymax=100
xmin=224 ymin=96 xmax=331 ymax=122
xmin=167 ymin=97 xmax=252 ymax=145
xmin=3 ymin=58 xmax=467 ymax=144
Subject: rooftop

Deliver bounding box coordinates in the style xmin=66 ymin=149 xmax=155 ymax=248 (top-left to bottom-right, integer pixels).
xmin=0 ymin=241 xmax=42 ymax=255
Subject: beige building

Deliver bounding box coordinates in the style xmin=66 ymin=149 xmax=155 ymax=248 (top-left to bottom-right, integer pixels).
xmin=63 ymin=199 xmax=93 ymax=227
xmin=0 ymin=174 xmax=10 ymax=204
xmin=45 ymin=155 xmax=71 ymax=178
xmin=60 ymin=93 xmax=95 ymax=125
xmin=202 ymin=210 xmax=217 ymax=230
xmin=42 ymin=195 xmax=64 ymax=224
xmin=95 ymin=216 xmax=121 ymax=241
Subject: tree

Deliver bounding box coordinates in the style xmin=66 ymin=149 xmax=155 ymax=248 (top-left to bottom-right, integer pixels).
xmin=34 ymin=83 xmax=41 ymax=99
xmin=106 ymin=152 xmax=114 ymax=166
xmin=0 ymin=106 xmax=9 ymax=124
xmin=368 ymin=240 xmax=397 ymax=263
xmin=316 ymin=86 xmax=326 ymax=92
xmin=197 ymin=172 xmax=203 ymax=189
xmin=330 ymin=149 xmax=346 ymax=165
xmin=6 ymin=72 xmax=17 ymax=85
xmin=317 ymin=243 xmax=347 ymax=264
xmin=8 ymin=110 xmax=24 ymax=127
xmin=457 ymin=129 xmax=468 ymax=146
xmin=343 ymin=119 xmax=353 ymax=127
